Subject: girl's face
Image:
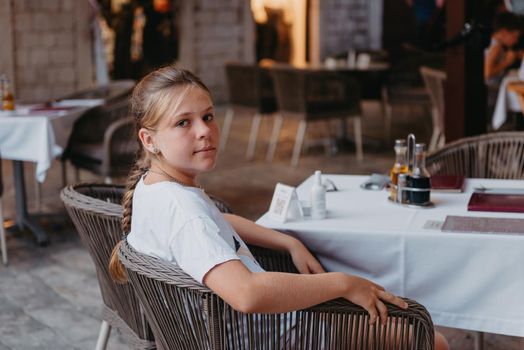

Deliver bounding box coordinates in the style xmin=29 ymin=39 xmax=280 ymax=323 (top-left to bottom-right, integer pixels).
xmin=141 ymin=86 xmax=219 ymax=182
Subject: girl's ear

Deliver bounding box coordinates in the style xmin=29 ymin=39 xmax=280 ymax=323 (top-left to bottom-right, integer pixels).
xmin=138 ymin=128 xmax=157 ymax=154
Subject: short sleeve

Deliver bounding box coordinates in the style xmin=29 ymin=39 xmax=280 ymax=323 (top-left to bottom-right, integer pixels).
xmin=169 ymin=216 xmax=240 ymax=284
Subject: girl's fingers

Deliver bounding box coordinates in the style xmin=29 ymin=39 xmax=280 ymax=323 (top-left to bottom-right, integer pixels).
xmin=378 ymin=290 xmax=408 ymax=309
xmin=367 ymin=305 xmax=379 ymax=325
xmin=376 ymin=300 xmax=388 ymax=325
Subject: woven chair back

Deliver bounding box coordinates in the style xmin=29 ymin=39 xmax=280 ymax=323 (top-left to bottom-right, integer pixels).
xmin=270 ymin=66 xmax=362 ymax=120
xmin=225 ymin=62 xmax=277 ymax=114
xmin=60 ymin=184 xmax=155 ymax=349
xmin=60 ymin=80 xmax=135 ymax=103
xmin=426 ymin=132 xmax=524 ymax=179
xmin=64 ymin=98 xmax=138 ymax=178
xmin=120 ymin=240 xmax=434 ymax=350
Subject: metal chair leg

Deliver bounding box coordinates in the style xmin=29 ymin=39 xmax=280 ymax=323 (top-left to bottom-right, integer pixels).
xmin=353 ymin=117 xmax=364 ymax=161
xmin=0 ymin=200 xmax=7 ymax=266
xmin=246 ymin=113 xmax=261 ymax=160
xmin=291 ymin=120 xmax=307 ymax=167
xmin=474 ymin=331 xmax=484 ymax=350
xmin=219 ymin=108 xmax=234 ymax=153
xmin=266 ymin=114 xmax=283 ymax=162
xmin=95 ymin=320 xmax=111 ymax=350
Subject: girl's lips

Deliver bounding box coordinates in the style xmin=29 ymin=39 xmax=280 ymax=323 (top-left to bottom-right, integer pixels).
xmin=194 ymin=146 xmax=216 ymax=154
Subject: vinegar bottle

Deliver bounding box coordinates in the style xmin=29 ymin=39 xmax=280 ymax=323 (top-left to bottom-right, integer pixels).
xmin=310 ymin=170 xmax=326 ymax=219
xmin=1 ymin=75 xmax=15 ymax=111
xmin=389 ymin=139 xmax=408 ymax=201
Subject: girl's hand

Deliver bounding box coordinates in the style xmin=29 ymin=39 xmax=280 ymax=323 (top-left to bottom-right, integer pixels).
xmin=288 ymin=239 xmax=325 ymax=274
xmin=505 ymin=50 xmax=518 ymax=66
xmin=343 ymin=275 xmax=408 ymax=325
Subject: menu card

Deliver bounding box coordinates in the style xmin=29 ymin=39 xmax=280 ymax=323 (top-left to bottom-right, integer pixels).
xmin=442 ymin=215 xmax=524 ymax=235
xmin=431 ymin=175 xmax=465 ymax=193
xmin=468 ymin=192 xmax=524 ymax=213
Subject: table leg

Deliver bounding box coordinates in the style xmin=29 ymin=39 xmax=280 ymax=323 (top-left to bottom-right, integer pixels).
xmin=13 ymin=160 xmax=48 ymax=245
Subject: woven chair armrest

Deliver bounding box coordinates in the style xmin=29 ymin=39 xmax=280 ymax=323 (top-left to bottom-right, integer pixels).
xmin=60 ymin=184 xmax=123 ymax=217
xmin=247 ymin=244 xmax=299 ymax=273
xmin=102 ymin=117 xmax=135 ymax=171
xmin=306 ymin=297 xmax=432 ymax=323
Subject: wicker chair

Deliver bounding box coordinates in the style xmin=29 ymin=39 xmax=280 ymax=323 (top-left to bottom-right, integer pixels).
xmin=382 ymin=50 xmax=444 ymax=146
xmin=0 ymin=151 xmax=7 ymax=266
xmin=60 ymin=184 xmax=155 ymax=350
xmin=119 ymin=240 xmax=435 ymax=350
xmin=268 ymin=65 xmax=364 ymax=167
xmin=59 ymin=80 xmax=135 ymax=103
xmin=62 ymin=98 xmax=138 ymax=184
xmin=420 ymin=67 xmax=447 ymax=151
xmin=221 ymin=62 xmax=278 ymax=159
xmin=426 ymin=132 xmax=524 ymax=179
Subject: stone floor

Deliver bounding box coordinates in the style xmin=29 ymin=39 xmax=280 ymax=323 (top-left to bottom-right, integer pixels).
xmin=1 ymin=102 xmax=522 ymax=349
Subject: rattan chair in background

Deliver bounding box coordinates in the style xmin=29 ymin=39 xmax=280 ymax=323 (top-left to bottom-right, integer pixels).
xmin=382 ymin=49 xmax=444 ymax=146
xmin=62 ymin=98 xmax=138 ymax=184
xmin=420 ymin=67 xmax=447 ymax=151
xmin=60 ymin=184 xmax=155 ymax=350
xmin=59 ymin=80 xmax=135 ymax=103
xmin=426 ymin=132 xmax=524 ymax=179
xmin=0 ymin=151 xmax=7 ymax=266
xmin=120 ymin=240 xmax=435 ymax=350
xmin=221 ymin=62 xmax=278 ymax=159
xmin=268 ymin=65 xmax=364 ymax=167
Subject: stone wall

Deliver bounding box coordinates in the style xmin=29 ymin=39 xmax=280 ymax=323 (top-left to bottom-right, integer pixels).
xmin=178 ymin=0 xmax=255 ymax=103
xmin=319 ymin=0 xmax=383 ymax=60
xmin=0 ymin=0 xmax=94 ymax=102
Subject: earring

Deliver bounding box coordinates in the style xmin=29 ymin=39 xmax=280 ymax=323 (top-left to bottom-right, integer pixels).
xmin=152 ymin=146 xmax=159 ymax=154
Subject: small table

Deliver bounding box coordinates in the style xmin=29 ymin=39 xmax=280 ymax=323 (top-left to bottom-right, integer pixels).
xmin=257 ymin=175 xmax=524 ymax=338
xmin=0 ymin=100 xmax=103 ymax=244
xmin=492 ymin=70 xmax=522 ymax=130
xmin=507 ymin=81 xmax=524 ymax=113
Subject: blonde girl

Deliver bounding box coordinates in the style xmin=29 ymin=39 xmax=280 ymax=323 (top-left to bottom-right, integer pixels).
xmin=109 ymin=65 xmax=448 ymax=349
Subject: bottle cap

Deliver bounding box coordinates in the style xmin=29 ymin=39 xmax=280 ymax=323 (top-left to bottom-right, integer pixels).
xmin=394 ymin=139 xmax=406 ymax=147
xmin=414 ymin=143 xmax=426 ymax=153
xmin=314 ymin=170 xmax=322 ymax=185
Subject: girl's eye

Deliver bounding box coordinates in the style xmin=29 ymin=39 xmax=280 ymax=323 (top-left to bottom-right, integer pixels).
xmin=176 ymin=119 xmax=190 ymax=127
xmin=203 ymin=113 xmax=214 ymax=122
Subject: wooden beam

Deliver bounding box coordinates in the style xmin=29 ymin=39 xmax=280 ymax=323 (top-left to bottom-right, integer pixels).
xmin=445 ymin=0 xmax=487 ymax=142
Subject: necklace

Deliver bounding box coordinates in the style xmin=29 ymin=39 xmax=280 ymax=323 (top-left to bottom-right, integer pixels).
xmin=147 ymin=167 xmax=201 ymax=189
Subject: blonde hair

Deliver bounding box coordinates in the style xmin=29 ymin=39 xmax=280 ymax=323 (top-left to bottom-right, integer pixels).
xmin=109 ymin=65 xmax=212 ymax=283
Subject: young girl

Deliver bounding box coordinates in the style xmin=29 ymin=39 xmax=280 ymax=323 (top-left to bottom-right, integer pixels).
xmin=109 ymin=65 xmax=448 ymax=349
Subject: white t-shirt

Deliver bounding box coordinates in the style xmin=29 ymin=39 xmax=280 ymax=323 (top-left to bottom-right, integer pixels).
xmin=127 ymin=177 xmax=264 ymax=284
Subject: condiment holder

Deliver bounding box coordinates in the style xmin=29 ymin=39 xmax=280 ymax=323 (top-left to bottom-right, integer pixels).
xmin=388 ymin=134 xmax=434 ymax=208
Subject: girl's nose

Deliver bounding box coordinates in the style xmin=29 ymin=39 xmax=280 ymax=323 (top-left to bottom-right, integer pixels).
xmin=195 ymin=119 xmax=212 ymax=139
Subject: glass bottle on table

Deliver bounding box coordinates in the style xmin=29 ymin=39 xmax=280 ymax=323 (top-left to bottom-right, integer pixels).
xmin=389 ymin=139 xmax=408 ymax=201
xmin=1 ymin=74 xmax=15 ymax=111
xmin=409 ymin=143 xmax=431 ymax=204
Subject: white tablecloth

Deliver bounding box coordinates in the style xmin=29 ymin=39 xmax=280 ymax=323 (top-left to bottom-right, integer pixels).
xmin=257 ymin=175 xmax=524 ymax=337
xmin=0 ymin=101 xmax=102 ymax=182
xmin=492 ymin=70 xmax=522 ymax=130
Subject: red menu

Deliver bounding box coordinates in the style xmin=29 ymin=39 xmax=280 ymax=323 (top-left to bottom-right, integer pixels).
xmin=468 ymin=192 xmax=524 ymax=213
xmin=431 ymin=175 xmax=465 ymax=193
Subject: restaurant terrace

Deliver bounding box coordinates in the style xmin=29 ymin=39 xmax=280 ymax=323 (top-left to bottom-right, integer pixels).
xmin=1 ymin=1 xmax=524 ymax=349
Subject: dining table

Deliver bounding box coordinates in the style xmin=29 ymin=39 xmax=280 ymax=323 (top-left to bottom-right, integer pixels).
xmin=257 ymin=174 xmax=524 ymax=338
xmin=0 ymin=100 xmax=103 ymax=244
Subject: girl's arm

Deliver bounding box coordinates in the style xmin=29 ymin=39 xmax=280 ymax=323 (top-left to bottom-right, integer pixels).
xmin=204 ymin=260 xmax=408 ymax=325
xmin=224 ymin=213 xmax=324 ymax=274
